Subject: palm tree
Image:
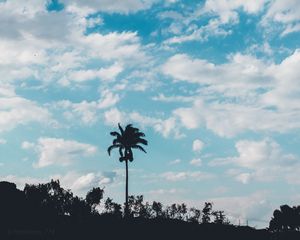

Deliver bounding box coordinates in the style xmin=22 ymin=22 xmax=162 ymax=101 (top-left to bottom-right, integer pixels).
xmin=107 ymin=123 xmax=147 ymax=217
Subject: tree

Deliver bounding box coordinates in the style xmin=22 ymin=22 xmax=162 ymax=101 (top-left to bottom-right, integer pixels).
xmin=213 ymin=210 xmax=229 ymax=224
xmin=86 ymin=187 xmax=104 ymax=214
xmin=177 ymin=203 xmax=187 ymax=221
xmin=125 ymin=195 xmax=147 ymax=218
xmin=152 ymin=201 xmax=163 ymax=218
xmin=188 ymin=207 xmax=201 ymax=223
xmin=140 ymin=201 xmax=152 ymax=219
xmin=269 ymin=204 xmax=300 ymax=232
xmin=167 ymin=204 xmax=178 ymax=219
xmin=202 ymin=202 xmax=213 ymax=223
xmin=107 ymin=123 xmax=147 ymax=217
xmin=104 ymin=197 xmax=122 ymax=218
xmin=24 ymin=180 xmax=74 ymax=217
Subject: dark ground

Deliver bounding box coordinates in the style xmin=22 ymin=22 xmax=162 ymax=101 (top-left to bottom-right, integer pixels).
xmin=1 ymin=217 xmax=300 ymax=240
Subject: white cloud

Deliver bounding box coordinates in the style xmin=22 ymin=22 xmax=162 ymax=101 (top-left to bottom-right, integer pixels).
xmin=161 ymin=171 xmax=214 ymax=182
xmin=65 ymin=62 xmax=123 ymax=85
xmin=164 ymin=0 xmax=266 ymax=44
xmin=261 ymin=49 xmax=300 ymax=111
xmin=169 ymin=159 xmax=181 ymax=165
xmin=86 ymin=16 xmax=103 ymax=28
xmin=54 ymin=90 xmax=120 ymax=125
xmin=51 ymin=50 xmax=85 ymax=73
xmin=235 ymin=173 xmax=252 ymax=184
xmin=21 ymin=141 xmax=35 ymax=150
xmin=99 ymin=177 xmax=113 ymax=185
xmin=71 ymin=173 xmax=99 ymax=191
xmin=0 ymin=0 xmax=46 ymax=18
xmin=80 ymin=32 xmax=145 ymax=62
xmin=0 ymin=1 xmax=147 ymax=89
xmin=174 ymin=102 xmax=203 ymax=130
xmin=104 ymin=108 xmax=124 ymax=126
xmin=62 ymin=171 xmax=116 ymax=195
xmin=193 ymin=139 xmax=204 ymax=153
xmin=232 ymin=138 xmax=286 ymax=169
xmin=97 ymin=90 xmax=120 ymax=109
xmin=174 ymin=99 xmax=300 ymax=137
xmin=152 ymin=93 xmax=194 ymax=103
xmin=130 ymin=112 xmax=184 ymax=138
xmin=62 ymin=0 xmax=156 ymax=14
xmin=0 ymin=84 xmax=15 ymax=97
xmin=104 ymin=109 xmax=183 ymax=138
xmin=163 ymin=53 xmax=270 ymax=89
xmin=0 ymin=85 xmax=54 ymax=132
xmin=22 ymin=138 xmax=97 ymax=168
xmin=0 ymin=138 xmax=7 ymax=144
xmin=190 ymin=158 xmax=202 ymax=167
xmin=162 ymin=54 xmax=216 ymax=84
xmin=212 ymin=138 xmax=299 ymax=184
xmin=57 ymin=100 xmax=98 ymax=125
xmin=163 ymin=50 xmax=300 ymax=137
xmin=153 ymin=117 xmax=183 ymax=138
xmin=262 ymin=0 xmax=300 ymax=36
xmin=165 ymin=18 xmax=233 ymax=44
xmin=147 ymin=188 xmax=183 ymax=196
xmin=204 ymin=0 xmax=266 ymax=19
xmin=209 ymin=191 xmax=273 ymax=228
xmin=281 ymin=23 xmax=300 ymax=36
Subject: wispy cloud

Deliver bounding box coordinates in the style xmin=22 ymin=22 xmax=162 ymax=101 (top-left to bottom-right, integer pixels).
xmin=22 ymin=138 xmax=97 ymax=168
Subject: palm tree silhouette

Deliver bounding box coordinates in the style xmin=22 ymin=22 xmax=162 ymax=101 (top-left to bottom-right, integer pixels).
xmin=107 ymin=123 xmax=147 ymax=217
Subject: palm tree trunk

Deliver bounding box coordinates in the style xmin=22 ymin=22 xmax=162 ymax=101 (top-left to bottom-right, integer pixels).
xmin=125 ymin=159 xmax=129 ymax=218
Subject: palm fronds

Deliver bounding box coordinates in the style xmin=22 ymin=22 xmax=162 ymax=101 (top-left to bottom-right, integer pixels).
xmin=107 ymin=123 xmax=147 ymax=161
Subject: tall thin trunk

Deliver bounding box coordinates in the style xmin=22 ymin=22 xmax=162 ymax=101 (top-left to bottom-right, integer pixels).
xmin=125 ymin=159 xmax=129 ymax=218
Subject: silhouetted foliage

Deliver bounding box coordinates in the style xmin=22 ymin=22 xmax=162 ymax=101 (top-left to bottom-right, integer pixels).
xmin=0 ymin=179 xmax=228 ymax=226
xmin=152 ymin=201 xmax=163 ymax=218
xmin=1 ymin=179 xmax=300 ymax=239
xmin=213 ymin=210 xmax=230 ymax=225
xmin=86 ymin=187 xmax=104 ymax=214
xmin=202 ymin=202 xmax=213 ymax=223
xmin=188 ymin=207 xmax=201 ymax=223
xmin=269 ymin=204 xmax=300 ymax=232
xmin=104 ymin=197 xmax=122 ymax=218
xmin=107 ymin=123 xmax=148 ymax=162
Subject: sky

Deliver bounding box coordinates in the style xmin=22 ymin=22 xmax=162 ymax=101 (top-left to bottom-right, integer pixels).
xmin=0 ymin=0 xmax=300 ymax=228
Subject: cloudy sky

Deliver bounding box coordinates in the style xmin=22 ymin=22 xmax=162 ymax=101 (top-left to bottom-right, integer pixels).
xmin=1 ymin=0 xmax=300 ymax=227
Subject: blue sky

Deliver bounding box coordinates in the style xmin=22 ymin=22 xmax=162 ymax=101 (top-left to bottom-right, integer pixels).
xmin=1 ymin=0 xmax=300 ymax=227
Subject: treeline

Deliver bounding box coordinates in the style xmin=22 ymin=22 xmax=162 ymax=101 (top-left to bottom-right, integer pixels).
xmin=1 ymin=180 xmax=300 ymax=240
xmin=0 ymin=180 xmax=229 ymax=225
xmin=113 ymin=195 xmax=229 ymax=224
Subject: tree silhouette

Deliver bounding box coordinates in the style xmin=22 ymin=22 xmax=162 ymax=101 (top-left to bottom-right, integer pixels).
xmin=127 ymin=195 xmax=147 ymax=218
xmin=104 ymin=197 xmax=122 ymax=217
xmin=213 ymin=210 xmax=229 ymax=224
xmin=202 ymin=202 xmax=213 ymax=223
xmin=107 ymin=123 xmax=147 ymax=217
xmin=152 ymin=201 xmax=163 ymax=218
xmin=269 ymin=204 xmax=300 ymax=232
xmin=188 ymin=207 xmax=201 ymax=223
xmin=86 ymin=187 xmax=104 ymax=214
